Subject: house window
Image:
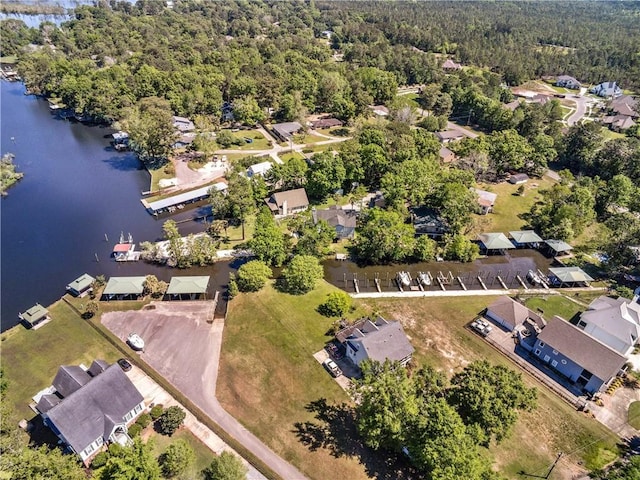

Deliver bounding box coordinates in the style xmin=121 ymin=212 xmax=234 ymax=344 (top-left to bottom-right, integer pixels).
xmin=551 ymin=360 xmax=558 ymax=368
xmin=134 ymin=404 xmax=143 ymax=414
xmin=552 ymin=350 xmax=558 ymax=355
xmin=534 ymin=349 xmax=541 ymax=356
xmin=538 ymin=341 xmax=545 ymax=348
xmin=577 ymin=320 xmax=587 ymax=328
xmin=84 ymin=444 xmax=95 ymax=456
xmin=561 ymin=360 xmax=567 ymax=365
xmin=124 ymin=411 xmax=133 ymax=422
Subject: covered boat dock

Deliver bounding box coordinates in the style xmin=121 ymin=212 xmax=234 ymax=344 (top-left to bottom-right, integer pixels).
xmin=509 ymin=230 xmax=543 ymax=248
xmin=166 ymin=276 xmax=210 ymax=300
xmin=19 ymin=303 xmax=51 ymax=329
xmin=545 ymin=239 xmax=573 ymax=258
xmin=478 ymin=233 xmax=515 ymax=255
xmin=66 ymin=273 xmax=95 ymax=297
xmin=142 ymin=182 xmax=227 ymax=215
xmin=548 ymin=267 xmax=594 ymax=287
xmin=102 ymin=276 xmax=146 ymax=301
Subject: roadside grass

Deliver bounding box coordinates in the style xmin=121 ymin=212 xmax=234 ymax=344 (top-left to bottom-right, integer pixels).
xmin=317 ymin=127 xmax=351 ymax=137
xmin=357 ymin=295 xmax=620 ymax=478
xmin=470 ymin=177 xmax=555 ymax=235
xmin=1 ymin=300 xmax=122 ymax=419
xmin=279 ymin=150 xmax=305 ymax=162
xmin=628 ymin=401 xmax=640 ymax=430
xmin=293 ymin=133 xmax=327 ymax=145
xmin=218 ymin=281 xmax=374 ymax=480
xmin=150 ymin=427 xmax=216 ymax=474
xmin=217 ymin=130 xmax=272 ymax=151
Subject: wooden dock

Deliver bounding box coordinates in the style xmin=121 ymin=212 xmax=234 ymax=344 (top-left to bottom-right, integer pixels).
xmin=374 ymin=277 xmax=382 ymax=293
xmin=516 ymin=275 xmax=528 ymax=289
xmin=477 ymin=276 xmax=487 ymax=290
xmin=497 ymin=276 xmax=508 ymax=289
xmin=456 ymin=276 xmax=467 ymax=291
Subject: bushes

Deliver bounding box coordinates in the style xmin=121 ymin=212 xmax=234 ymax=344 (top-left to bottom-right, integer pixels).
xmin=150 ymin=404 xmax=164 ymax=420
xmin=236 ymin=260 xmax=272 ymax=292
xmin=136 ymin=413 xmax=152 ymax=429
xmin=91 ymin=452 xmax=108 ymax=469
xmin=281 ymin=255 xmax=323 ymax=294
xmin=128 ymin=423 xmax=142 ymax=437
xmin=318 ymin=292 xmax=352 ymax=317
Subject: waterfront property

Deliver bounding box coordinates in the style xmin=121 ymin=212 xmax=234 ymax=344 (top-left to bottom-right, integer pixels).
xmin=411 ymin=206 xmax=448 ymax=238
xmin=19 ymin=303 xmax=51 ymax=329
xmin=35 ymin=361 xmax=145 ymax=465
xmin=313 ymin=206 xmax=357 ymax=240
xmin=477 ymin=232 xmax=515 ymax=255
xmin=576 ymin=295 xmax=640 ymax=356
xmin=509 ymin=230 xmax=543 ymax=248
xmin=533 ymin=316 xmax=627 ymax=395
xmin=486 ymin=296 xmax=545 ymax=332
xmin=66 ymin=273 xmax=95 ymax=297
xmin=166 ymin=276 xmax=211 ymax=300
xmin=548 ymin=267 xmax=593 ymax=287
xmin=474 ymin=188 xmax=497 ymax=214
xmin=142 ymin=182 xmax=228 ymax=215
xmin=101 ymin=277 xmax=146 ymax=301
xmin=265 ymin=188 xmax=309 ymax=216
xmin=336 ymin=317 xmax=414 ymax=368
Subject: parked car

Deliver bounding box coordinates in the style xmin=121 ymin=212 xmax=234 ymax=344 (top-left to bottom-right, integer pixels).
xmin=471 ymin=318 xmax=493 ymax=337
xmin=323 ymin=358 xmax=343 ymax=377
xmin=117 ymin=358 xmax=132 ymax=372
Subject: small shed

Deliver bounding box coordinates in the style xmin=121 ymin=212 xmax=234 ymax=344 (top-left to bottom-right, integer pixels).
xmin=477 ymin=233 xmax=514 ymax=254
xmin=509 ymin=173 xmax=529 ymax=185
xmin=548 ymin=267 xmax=594 ymax=287
xmin=166 ymin=276 xmax=210 ymax=300
xmin=545 ymin=239 xmax=573 ymax=257
xmin=66 ymin=273 xmax=95 ymax=297
xmin=509 ymin=230 xmax=543 ymax=248
xmin=439 ymin=146 xmax=455 ymax=163
xmin=474 ymin=188 xmax=497 ymax=214
xmin=19 ymin=303 xmax=51 ymax=329
xmin=102 ymin=277 xmax=146 ymax=301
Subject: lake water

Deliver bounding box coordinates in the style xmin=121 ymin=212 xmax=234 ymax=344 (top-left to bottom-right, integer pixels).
xmin=0 ymin=81 xmax=227 ymax=331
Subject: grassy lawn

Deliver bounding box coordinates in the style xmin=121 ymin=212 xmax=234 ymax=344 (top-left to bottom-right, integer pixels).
xmin=293 ymin=133 xmax=327 ymax=145
xmin=217 ymin=130 xmax=272 ymax=151
xmin=522 ymin=294 xmax=586 ymax=322
xmin=220 ymin=286 xmax=620 ymax=480
xmin=148 ymin=164 xmax=175 ymax=192
xmin=218 ymin=281 xmax=373 ymax=480
xmin=317 ymin=127 xmax=351 ymax=137
xmin=628 ymin=401 xmax=640 ymax=430
xmin=150 ymin=427 xmax=216 ymax=474
xmin=217 ymin=214 xmax=256 ymax=248
xmin=471 ymin=177 xmax=555 ymax=235
xmin=0 ymin=55 xmax=17 ymax=63
xmin=1 ymin=300 xmax=122 ymax=419
xmin=279 ymin=151 xmax=306 ymax=162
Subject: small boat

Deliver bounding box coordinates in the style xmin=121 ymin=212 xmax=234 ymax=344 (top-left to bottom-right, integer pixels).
xmin=396 ymin=271 xmax=411 ymax=287
xmin=418 ymin=272 xmax=431 ymax=286
xmin=526 ymin=269 xmax=542 ymax=285
xmin=127 ymin=333 xmax=145 ymax=351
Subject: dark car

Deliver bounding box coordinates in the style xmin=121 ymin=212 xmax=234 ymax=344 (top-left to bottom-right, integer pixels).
xmin=117 ymin=358 xmax=132 ymax=372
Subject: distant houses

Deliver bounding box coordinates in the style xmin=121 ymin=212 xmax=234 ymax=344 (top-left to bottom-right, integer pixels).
xmin=368 ymin=105 xmax=390 ymax=117
xmin=265 ymin=188 xmax=309 ymax=216
xmin=311 ymin=118 xmax=343 ymax=129
xmin=435 ymin=129 xmax=466 ymax=143
xmin=247 ymin=160 xmax=273 ymax=178
xmin=35 ymin=361 xmax=145 ymax=464
xmin=601 ymin=94 xmax=637 ymax=132
xmin=591 ymin=81 xmax=623 ymax=98
xmin=442 ymin=58 xmax=462 ymax=71
xmin=271 ymin=122 xmax=303 ymax=142
xmin=313 ymin=206 xmax=357 ymax=240
xmin=555 ymin=75 xmax=581 ymax=90
xmin=66 ymin=273 xmax=95 ymax=298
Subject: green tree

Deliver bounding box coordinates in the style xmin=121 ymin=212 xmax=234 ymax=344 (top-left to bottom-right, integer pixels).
xmin=414 ymin=235 xmax=437 ymax=261
xmin=488 ymin=129 xmax=534 ymax=175
xmin=354 ymin=208 xmax=416 ymax=264
xmin=124 ymin=97 xmax=176 ymax=162
xmin=282 ymin=255 xmax=324 ymax=294
xmin=100 ymin=438 xmax=161 ymax=480
xmin=163 ymin=219 xmax=187 ymax=268
xmin=159 ymin=439 xmax=195 ymax=478
xmin=293 ymin=216 xmax=335 ymax=257
xmin=318 ymin=291 xmax=352 ymax=317
xmin=216 ymin=130 xmax=241 ymax=149
xmin=448 ymin=361 xmax=537 ymax=444
xmin=202 ymin=451 xmax=247 ymax=480
xmin=210 ymin=172 xmax=255 ymax=240
xmin=354 ymin=360 xmax=419 ymax=451
xmin=354 ymin=67 xmax=398 ymax=104
xmin=143 ymin=275 xmax=167 ymax=299
xmin=236 ymin=260 xmax=272 ymax=292
xmin=433 ymin=181 xmax=477 ymax=234
xmin=8 ymin=446 xmax=86 ymax=480
xmin=157 ymin=406 xmax=186 ymax=437
xmin=232 ymin=95 xmax=265 ymax=125
xmin=305 ymin=152 xmax=346 ymax=201
xmin=443 ymin=234 xmax=479 ymax=262
xmin=84 ymin=300 xmax=99 ymax=318
xmin=249 ymin=207 xmax=288 ymax=267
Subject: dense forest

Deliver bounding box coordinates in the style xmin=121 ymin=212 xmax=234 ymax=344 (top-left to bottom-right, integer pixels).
xmin=1 ymin=1 xmax=639 ymax=123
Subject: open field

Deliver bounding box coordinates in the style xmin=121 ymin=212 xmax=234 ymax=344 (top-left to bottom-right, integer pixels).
xmin=220 ymin=286 xmax=621 ymax=480
xmin=218 ymin=130 xmax=272 ymax=151
xmin=471 ymin=176 xmax=555 ymax=235
xmin=1 ymin=299 xmax=123 ymax=419
xmin=148 ymin=163 xmax=175 ymax=192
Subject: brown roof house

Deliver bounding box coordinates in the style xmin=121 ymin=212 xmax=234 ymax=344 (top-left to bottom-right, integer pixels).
xmin=338 ymin=317 xmax=414 ymax=368
xmin=265 ymin=188 xmax=309 ymax=216
xmin=532 ymin=316 xmax=627 ymax=394
xmin=486 ymin=296 xmax=546 ymax=332
xmin=313 ymin=206 xmax=357 ymax=240
xmin=36 ymin=361 xmax=145 ymax=465
xmin=474 ymin=188 xmax=497 ymax=215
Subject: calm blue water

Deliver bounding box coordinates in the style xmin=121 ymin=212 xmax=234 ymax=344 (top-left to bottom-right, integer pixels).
xmin=0 ymin=81 xmax=221 ymax=330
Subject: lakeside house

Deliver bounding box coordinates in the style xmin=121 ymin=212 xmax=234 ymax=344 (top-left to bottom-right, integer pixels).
xmin=35 ymin=361 xmax=145 ymax=465
xmin=486 ymin=296 xmax=546 ymax=332
xmin=336 ymin=317 xmax=414 ymax=368
xmin=264 ymin=188 xmax=309 ymax=216
xmin=66 ymin=273 xmax=95 ymax=297
xmin=312 ymin=206 xmax=358 ymax=240
xmin=474 ymin=188 xmax=497 ymax=215
xmin=19 ymin=303 xmax=51 ymax=329
xmin=411 ymin=206 xmax=448 ymax=238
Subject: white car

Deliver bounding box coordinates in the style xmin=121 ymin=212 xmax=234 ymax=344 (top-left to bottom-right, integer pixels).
xmin=323 ymin=358 xmax=342 ymax=377
xmin=471 ymin=319 xmax=492 ymax=336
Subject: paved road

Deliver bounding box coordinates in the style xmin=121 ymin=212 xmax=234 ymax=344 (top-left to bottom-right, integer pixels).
xmin=566 ymin=94 xmax=589 ymax=126
xmin=446 ymin=121 xmax=479 ymax=138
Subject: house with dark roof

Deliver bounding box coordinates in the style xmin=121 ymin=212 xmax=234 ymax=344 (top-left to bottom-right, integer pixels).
xmin=435 ymin=129 xmax=466 ymax=143
xmin=265 ymin=188 xmax=309 ymax=216
xmin=532 ymin=316 xmax=626 ymax=394
xmin=609 ymin=95 xmax=638 ymax=118
xmin=337 ymin=317 xmax=414 ymax=368
xmin=411 ymin=207 xmax=448 ymax=238
xmin=555 ymin=75 xmax=581 ymax=90
xmin=311 ymin=118 xmax=344 ymax=129
xmin=37 ymin=362 xmax=145 ymax=464
xmin=313 ymin=206 xmax=357 ymax=240
xmin=576 ymin=296 xmax=640 ymax=356
xmin=602 ymin=114 xmax=636 ymax=132
xmin=486 ymin=296 xmax=546 ymax=332
xmin=591 ymin=82 xmax=623 ymax=99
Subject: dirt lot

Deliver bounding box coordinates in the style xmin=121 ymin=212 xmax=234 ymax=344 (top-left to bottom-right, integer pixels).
xmin=101 ymin=301 xmax=221 ymax=403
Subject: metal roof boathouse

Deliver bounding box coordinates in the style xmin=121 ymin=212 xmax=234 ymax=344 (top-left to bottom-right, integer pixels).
xmin=166 ymin=276 xmax=210 ymax=300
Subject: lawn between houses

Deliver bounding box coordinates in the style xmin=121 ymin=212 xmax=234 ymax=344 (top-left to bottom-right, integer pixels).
xmin=219 ymin=287 xmax=620 ymax=480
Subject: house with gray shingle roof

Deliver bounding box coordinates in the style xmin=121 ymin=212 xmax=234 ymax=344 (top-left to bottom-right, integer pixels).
xmin=38 ymin=362 xmax=145 ymax=465
xmin=591 ymin=81 xmax=622 ymax=99
xmin=533 ymin=316 xmax=626 ymax=394
xmin=339 ymin=317 xmax=414 ymax=368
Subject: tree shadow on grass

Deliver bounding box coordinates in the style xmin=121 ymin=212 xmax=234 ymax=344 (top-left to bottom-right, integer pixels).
xmin=293 ymin=398 xmax=417 ymax=480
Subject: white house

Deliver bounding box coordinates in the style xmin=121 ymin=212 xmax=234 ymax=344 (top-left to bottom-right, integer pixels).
xmin=555 ymin=75 xmax=581 ymax=90
xmin=576 ymin=296 xmax=640 ymax=357
xmin=37 ymin=361 xmax=145 ymax=464
xmin=247 ymin=161 xmax=273 ymax=178
xmin=591 ymin=82 xmax=623 ymax=99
